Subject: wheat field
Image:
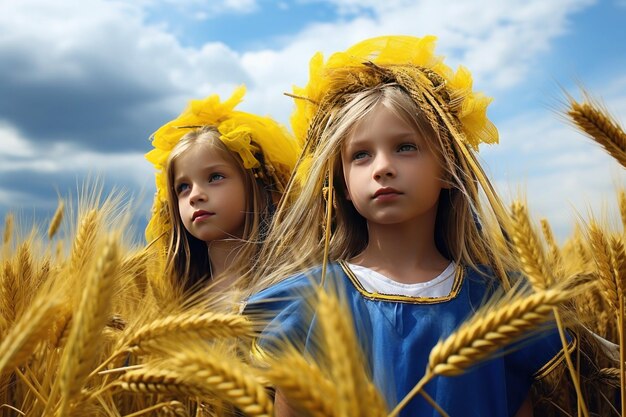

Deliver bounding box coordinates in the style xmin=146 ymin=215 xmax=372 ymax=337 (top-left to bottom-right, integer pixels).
xmin=0 ymin=94 xmax=624 ymax=416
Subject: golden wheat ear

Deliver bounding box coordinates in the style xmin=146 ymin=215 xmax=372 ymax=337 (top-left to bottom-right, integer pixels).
xmin=565 ymin=90 xmax=626 ymax=168
xmin=2 ymin=212 xmax=13 ymax=247
xmin=262 ymin=348 xmax=337 ymax=417
xmin=0 ymin=289 xmax=63 ymax=374
xmin=588 ymin=222 xmax=621 ymax=313
xmin=509 ymin=200 xmax=551 ymax=290
xmin=315 ymin=288 xmax=388 ymax=417
xmin=57 ymin=233 xmax=120 ymax=416
xmin=114 ymin=310 xmax=253 ymax=356
xmin=251 ymin=283 xmax=388 ymax=417
xmin=48 ymin=199 xmax=65 ymax=239
xmin=118 ymin=340 xmax=274 ymax=417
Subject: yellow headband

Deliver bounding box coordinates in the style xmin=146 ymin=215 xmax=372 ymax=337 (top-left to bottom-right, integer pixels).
xmin=145 ymin=86 xmax=300 ymax=243
xmin=290 ymin=35 xmax=498 ymax=154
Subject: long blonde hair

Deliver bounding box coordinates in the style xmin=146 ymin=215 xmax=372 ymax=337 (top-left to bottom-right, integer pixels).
xmin=251 ymin=83 xmax=513 ymax=291
xmin=165 ymin=126 xmax=276 ymax=292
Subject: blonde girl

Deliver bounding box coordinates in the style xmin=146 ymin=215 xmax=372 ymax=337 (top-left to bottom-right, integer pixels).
xmin=246 ymin=36 xmax=569 ymax=417
xmin=146 ymin=86 xmax=299 ymax=294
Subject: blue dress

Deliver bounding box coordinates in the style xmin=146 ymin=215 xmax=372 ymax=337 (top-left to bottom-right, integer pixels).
xmin=245 ymin=262 xmax=570 ymax=417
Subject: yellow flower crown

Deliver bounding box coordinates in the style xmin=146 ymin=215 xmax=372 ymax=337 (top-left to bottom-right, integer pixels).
xmin=145 ymin=86 xmax=300 ymax=243
xmin=290 ymin=35 xmax=498 ymax=159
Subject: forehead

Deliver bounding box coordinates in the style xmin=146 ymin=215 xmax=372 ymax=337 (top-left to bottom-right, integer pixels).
xmin=173 ymin=143 xmax=238 ymax=174
xmin=346 ymin=104 xmax=417 ymax=145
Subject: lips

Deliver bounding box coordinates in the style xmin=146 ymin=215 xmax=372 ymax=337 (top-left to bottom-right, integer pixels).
xmin=373 ymin=187 xmax=402 ymax=199
xmin=192 ymin=210 xmax=214 ymax=221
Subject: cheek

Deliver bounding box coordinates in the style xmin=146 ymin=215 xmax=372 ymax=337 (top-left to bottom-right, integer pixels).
xmin=179 ymin=211 xmax=192 ymax=233
xmin=343 ymin=167 xmax=368 ymax=202
xmin=177 ymin=198 xmax=188 ymax=218
xmin=232 ymin=180 xmax=248 ymax=212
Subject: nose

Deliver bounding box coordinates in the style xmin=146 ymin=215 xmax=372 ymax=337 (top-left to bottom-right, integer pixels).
xmin=189 ymin=184 xmax=207 ymax=205
xmin=372 ymin=152 xmax=396 ymax=180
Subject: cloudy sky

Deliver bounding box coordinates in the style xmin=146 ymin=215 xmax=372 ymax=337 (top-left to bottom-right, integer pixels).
xmin=1 ymin=0 xmax=625 ymax=241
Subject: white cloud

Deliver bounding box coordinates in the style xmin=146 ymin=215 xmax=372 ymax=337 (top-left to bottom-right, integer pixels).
xmin=3 ymin=0 xmax=622 ymax=241
xmin=0 ymin=123 xmax=36 ymax=158
xmin=0 ymin=120 xmax=152 ymax=192
xmin=481 ymin=88 xmax=626 ymax=240
xmin=0 ymin=0 xmax=248 ymax=104
xmin=0 ymin=0 xmax=599 ymax=132
xmin=238 ymin=0 xmax=596 ymax=127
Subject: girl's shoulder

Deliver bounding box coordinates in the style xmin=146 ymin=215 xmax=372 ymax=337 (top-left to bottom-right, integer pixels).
xmin=244 ymin=263 xmax=345 ymax=312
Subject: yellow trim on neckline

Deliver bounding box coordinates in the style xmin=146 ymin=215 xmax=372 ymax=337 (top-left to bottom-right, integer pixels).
xmin=339 ymin=260 xmax=464 ymax=304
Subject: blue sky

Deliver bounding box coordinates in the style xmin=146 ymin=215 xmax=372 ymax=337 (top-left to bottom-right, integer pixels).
xmin=1 ymin=0 xmax=625 ymax=241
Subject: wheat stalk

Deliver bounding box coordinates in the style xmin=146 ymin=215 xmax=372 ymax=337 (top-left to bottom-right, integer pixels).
xmin=57 ymin=234 xmax=119 ymax=415
xmin=119 ymin=349 xmax=273 ymax=417
xmin=567 ymin=98 xmax=626 ymax=168
xmin=48 ymin=200 xmax=65 ymax=239
xmin=540 ymin=218 xmax=561 ymax=267
xmin=120 ymin=249 xmax=149 ymax=296
xmin=589 ymin=223 xmax=620 ymax=312
xmin=316 ymin=289 xmax=364 ymax=417
xmin=161 ymin=400 xmax=189 ymax=417
xmin=120 ymin=248 xmax=149 ymax=273
xmin=0 ymin=404 xmax=24 ymax=416
xmin=610 ymin=236 xmax=626 ymax=297
xmin=429 ymin=288 xmax=574 ymax=376
xmin=16 ymin=243 xmax=34 ymax=316
xmin=119 ymin=367 xmax=196 ymax=396
xmin=389 ymin=286 xmax=578 ymax=417
xmin=121 ymin=400 xmax=189 ymax=417
xmin=2 ymin=213 xmax=13 ymax=246
xmin=159 ymin=400 xmax=189 ymax=417
xmin=264 ymin=350 xmax=337 ymax=417
xmin=510 ymin=201 xmax=551 ymax=290
xmin=120 ymin=312 xmax=252 ymax=355
xmin=1 ymin=259 xmax=18 ymax=325
xmin=617 ymin=293 xmax=626 ymax=415
xmin=48 ymin=308 xmax=73 ymax=349
xmin=69 ymin=209 xmax=99 ymax=275
xmin=91 ymin=311 xmax=253 ymax=379
xmin=169 ymin=349 xmax=273 ymax=417
xmin=0 ymin=293 xmax=62 ymax=374
xmin=37 ymin=258 xmax=51 ymax=288
xmin=17 ymin=242 xmax=33 ymax=284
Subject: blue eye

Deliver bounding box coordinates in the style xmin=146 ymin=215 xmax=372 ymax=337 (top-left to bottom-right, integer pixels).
xmin=398 ymin=143 xmax=418 ymax=152
xmin=209 ymin=173 xmax=225 ymax=182
xmin=176 ymin=183 xmax=189 ymax=195
xmin=353 ymin=151 xmax=369 ymax=160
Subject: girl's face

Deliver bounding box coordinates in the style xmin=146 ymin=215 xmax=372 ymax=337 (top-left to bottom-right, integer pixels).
xmin=340 ymin=103 xmax=446 ymax=228
xmin=173 ymin=144 xmax=247 ymax=243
